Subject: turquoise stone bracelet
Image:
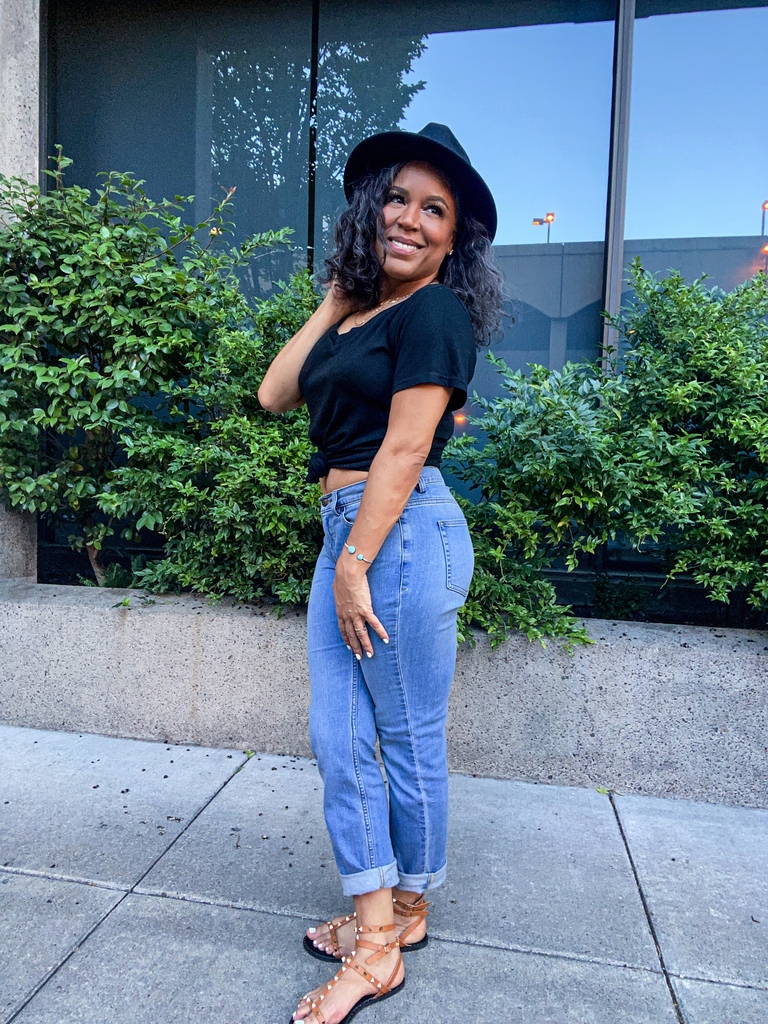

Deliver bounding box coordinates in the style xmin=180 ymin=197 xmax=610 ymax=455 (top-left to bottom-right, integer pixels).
xmin=346 ymin=543 xmax=373 ymax=565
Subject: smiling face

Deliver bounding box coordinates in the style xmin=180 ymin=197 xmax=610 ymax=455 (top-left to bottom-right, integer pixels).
xmin=376 ymin=161 xmax=458 ymax=294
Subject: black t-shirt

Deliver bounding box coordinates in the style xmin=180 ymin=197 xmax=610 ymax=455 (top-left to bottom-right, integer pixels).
xmin=298 ymin=283 xmax=477 ymax=482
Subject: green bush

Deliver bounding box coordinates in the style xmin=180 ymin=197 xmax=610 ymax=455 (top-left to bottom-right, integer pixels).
xmin=100 ymin=271 xmax=322 ymax=605
xmin=0 ymin=152 xmax=290 ymax=582
xmin=447 ymin=260 xmax=768 ymax=646
xmin=613 ymin=260 xmax=768 ymax=614
xmin=445 ymin=354 xmax=703 ymax=648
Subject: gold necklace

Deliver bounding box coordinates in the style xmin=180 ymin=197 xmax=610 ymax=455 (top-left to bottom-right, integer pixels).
xmin=353 ymin=294 xmax=408 ymax=327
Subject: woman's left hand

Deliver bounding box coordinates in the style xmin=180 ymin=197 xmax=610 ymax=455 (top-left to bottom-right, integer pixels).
xmin=333 ymin=560 xmax=389 ymax=659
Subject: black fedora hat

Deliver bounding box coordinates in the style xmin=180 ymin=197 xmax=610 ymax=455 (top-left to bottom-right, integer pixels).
xmin=343 ymin=122 xmax=497 ymax=243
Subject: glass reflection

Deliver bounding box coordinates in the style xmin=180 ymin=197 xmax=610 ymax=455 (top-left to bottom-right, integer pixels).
xmin=52 ymin=0 xmax=313 ymax=293
xmin=314 ymin=35 xmax=429 ymax=253
xmin=199 ymin=20 xmax=314 ymax=288
xmin=625 ymin=4 xmax=768 ymax=290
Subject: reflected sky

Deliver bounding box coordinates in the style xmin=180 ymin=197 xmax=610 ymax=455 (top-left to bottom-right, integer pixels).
xmin=398 ymin=6 xmax=768 ymax=247
xmin=399 ymin=21 xmax=614 ymax=246
xmin=627 ymin=7 xmax=768 ymax=240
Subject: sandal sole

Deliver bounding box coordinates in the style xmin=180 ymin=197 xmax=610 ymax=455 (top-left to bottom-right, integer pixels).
xmin=303 ymin=934 xmax=428 ymax=963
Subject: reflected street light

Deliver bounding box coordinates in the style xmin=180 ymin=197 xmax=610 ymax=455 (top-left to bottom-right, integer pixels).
xmin=533 ymin=212 xmax=556 ymax=243
xmin=762 ymin=201 xmax=768 ymax=236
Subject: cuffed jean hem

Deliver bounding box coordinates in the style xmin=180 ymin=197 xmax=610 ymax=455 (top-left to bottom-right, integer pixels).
xmin=339 ymin=860 xmax=400 ymax=897
xmin=398 ymin=863 xmax=447 ymax=894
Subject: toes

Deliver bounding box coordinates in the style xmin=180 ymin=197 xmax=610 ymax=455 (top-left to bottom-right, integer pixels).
xmin=292 ymin=997 xmax=312 ymax=1022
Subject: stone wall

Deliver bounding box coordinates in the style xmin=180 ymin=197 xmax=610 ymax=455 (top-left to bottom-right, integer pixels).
xmin=1 ymin=580 xmax=766 ymax=808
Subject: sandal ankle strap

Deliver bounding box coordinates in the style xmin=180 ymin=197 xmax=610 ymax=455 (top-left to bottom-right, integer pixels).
xmin=354 ymin=937 xmax=400 ymax=963
xmin=393 ymin=895 xmax=429 ymax=946
xmin=392 ymin=894 xmax=430 ymax=917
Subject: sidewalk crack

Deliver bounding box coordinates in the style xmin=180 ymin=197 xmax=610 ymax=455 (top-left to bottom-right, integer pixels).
xmin=610 ymin=792 xmax=686 ymax=1024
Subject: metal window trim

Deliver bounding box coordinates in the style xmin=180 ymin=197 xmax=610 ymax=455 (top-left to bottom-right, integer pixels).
xmin=602 ymin=0 xmax=635 ymax=367
xmin=38 ymin=0 xmax=51 ymax=190
xmin=306 ymin=0 xmax=320 ymax=273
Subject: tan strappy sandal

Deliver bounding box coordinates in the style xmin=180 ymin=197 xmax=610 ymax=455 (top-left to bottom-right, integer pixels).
xmin=394 ymin=893 xmax=430 ymax=952
xmin=303 ymin=895 xmax=429 ymax=962
xmin=292 ymin=924 xmax=405 ymax=1024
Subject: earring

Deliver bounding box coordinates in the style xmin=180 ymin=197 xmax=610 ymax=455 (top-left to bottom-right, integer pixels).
xmin=448 ymin=249 xmax=454 ymax=255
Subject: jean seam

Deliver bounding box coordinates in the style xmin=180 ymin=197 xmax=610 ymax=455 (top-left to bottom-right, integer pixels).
xmin=350 ymin=657 xmax=376 ymax=868
xmin=392 ymin=522 xmax=430 ymax=877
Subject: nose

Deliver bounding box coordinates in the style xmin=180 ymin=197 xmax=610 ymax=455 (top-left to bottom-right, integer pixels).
xmin=396 ymin=202 xmax=420 ymax=230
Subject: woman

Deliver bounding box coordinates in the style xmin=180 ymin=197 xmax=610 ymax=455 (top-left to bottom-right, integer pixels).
xmin=258 ymin=122 xmax=502 ymax=1024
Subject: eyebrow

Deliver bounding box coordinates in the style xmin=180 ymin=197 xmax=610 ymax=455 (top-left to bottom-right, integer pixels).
xmin=390 ymin=186 xmax=450 ymax=207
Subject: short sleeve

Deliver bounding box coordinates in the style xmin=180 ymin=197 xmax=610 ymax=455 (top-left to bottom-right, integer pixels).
xmin=390 ymin=285 xmax=477 ymax=411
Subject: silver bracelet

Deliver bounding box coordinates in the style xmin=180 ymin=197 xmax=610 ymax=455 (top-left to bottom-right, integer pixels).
xmin=345 ymin=544 xmax=373 ymax=564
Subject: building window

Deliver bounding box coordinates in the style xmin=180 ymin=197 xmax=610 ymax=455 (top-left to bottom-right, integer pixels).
xmin=625 ymin=3 xmax=768 ymax=292
xmin=50 ymin=0 xmax=313 ymax=287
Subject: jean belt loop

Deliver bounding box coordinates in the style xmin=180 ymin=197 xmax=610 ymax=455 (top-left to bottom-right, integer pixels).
xmin=416 ymin=473 xmax=427 ymax=494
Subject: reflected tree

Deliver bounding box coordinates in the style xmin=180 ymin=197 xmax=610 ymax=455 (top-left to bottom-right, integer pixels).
xmin=315 ymin=37 xmax=427 ymax=251
xmin=204 ymin=34 xmax=426 ymax=289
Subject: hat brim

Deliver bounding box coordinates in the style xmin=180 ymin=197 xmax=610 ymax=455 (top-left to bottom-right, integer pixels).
xmin=343 ymin=130 xmax=497 ymax=243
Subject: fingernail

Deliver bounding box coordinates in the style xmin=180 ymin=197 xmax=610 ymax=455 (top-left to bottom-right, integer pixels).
xmin=366 ymin=651 xmax=373 ymax=658
xmin=355 ymin=654 xmax=361 ymax=661
xmin=383 ymin=638 xmax=389 ymax=644
xmin=308 ymin=927 xmax=316 ymax=934
xmin=345 ymin=645 xmax=352 ymax=651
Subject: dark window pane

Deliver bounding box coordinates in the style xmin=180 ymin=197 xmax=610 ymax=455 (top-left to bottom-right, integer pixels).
xmin=625 ymin=4 xmax=768 ymax=289
xmin=51 ymin=0 xmax=312 ymax=290
xmin=316 ymin=1 xmax=615 ymax=388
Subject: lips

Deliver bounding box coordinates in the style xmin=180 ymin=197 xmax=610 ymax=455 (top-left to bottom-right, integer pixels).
xmin=386 ymin=237 xmax=423 ymax=257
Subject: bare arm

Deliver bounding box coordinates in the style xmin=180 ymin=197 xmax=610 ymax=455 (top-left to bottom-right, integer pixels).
xmin=257 ymin=287 xmax=356 ymax=413
xmin=333 ymin=383 xmax=454 ymax=658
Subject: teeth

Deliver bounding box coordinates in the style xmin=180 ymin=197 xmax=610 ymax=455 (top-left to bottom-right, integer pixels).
xmin=390 ymin=240 xmax=419 ymax=252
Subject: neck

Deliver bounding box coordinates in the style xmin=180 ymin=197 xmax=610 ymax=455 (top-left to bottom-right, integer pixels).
xmin=378 ymin=274 xmax=438 ymax=304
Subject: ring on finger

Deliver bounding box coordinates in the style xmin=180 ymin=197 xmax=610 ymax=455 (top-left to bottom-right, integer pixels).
xmin=354 ymin=628 xmax=366 ymax=635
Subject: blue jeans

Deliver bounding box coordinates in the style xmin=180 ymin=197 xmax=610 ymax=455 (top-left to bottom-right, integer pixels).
xmin=307 ymin=467 xmax=474 ymax=897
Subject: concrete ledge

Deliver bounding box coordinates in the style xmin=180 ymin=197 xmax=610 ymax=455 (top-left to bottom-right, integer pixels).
xmin=0 ymin=581 xmax=766 ymax=808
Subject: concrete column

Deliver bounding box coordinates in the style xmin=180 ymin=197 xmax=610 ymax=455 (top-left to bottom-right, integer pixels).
xmin=0 ymin=0 xmax=40 ymax=579
xmin=0 ymin=0 xmax=40 ymax=180
xmin=0 ymin=507 xmax=37 ymax=580
xmin=548 ymin=317 xmax=568 ymax=372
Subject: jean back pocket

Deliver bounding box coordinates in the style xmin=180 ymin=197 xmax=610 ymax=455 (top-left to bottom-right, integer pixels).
xmin=438 ymin=519 xmax=474 ymax=598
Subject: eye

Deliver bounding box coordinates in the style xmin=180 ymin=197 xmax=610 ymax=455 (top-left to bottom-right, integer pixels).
xmin=425 ymin=203 xmax=445 ymax=217
xmin=385 ymin=191 xmax=405 ymax=205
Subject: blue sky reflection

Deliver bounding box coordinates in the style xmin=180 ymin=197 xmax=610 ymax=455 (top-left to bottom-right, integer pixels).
xmin=399 ymin=21 xmax=614 ymax=246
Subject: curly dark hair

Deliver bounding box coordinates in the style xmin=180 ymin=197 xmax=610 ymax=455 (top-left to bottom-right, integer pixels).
xmin=321 ymin=163 xmax=504 ymax=346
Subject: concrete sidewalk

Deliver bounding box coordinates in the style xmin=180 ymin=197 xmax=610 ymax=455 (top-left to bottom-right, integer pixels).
xmin=0 ymin=725 xmax=765 ymax=1024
